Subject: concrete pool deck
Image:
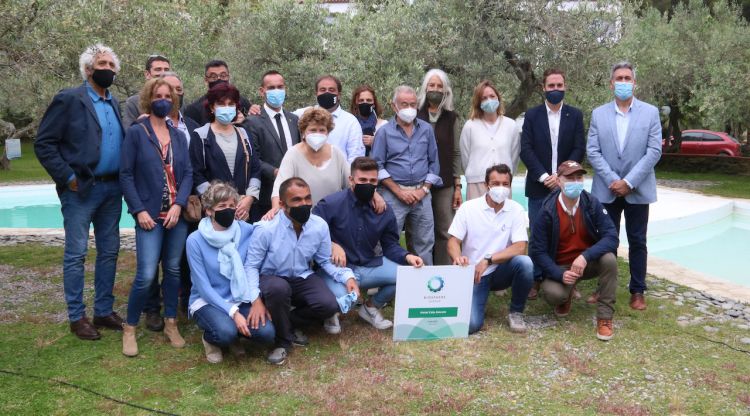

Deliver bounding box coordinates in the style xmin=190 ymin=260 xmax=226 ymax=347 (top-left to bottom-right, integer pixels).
xmin=1 ymin=182 xmax=748 ymax=303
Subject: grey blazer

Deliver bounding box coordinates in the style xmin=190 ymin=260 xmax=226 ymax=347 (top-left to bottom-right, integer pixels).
xmin=586 ymin=98 xmax=662 ymax=204
xmin=122 ymin=94 xmax=141 ymax=128
xmin=243 ymin=109 xmax=301 ymax=207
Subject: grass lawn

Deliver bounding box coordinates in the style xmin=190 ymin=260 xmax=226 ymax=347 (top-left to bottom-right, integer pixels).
xmin=0 ymin=141 xmax=49 ymax=183
xmin=1 ymin=244 xmax=749 ymax=415
xmin=654 ymin=169 xmax=750 ymax=199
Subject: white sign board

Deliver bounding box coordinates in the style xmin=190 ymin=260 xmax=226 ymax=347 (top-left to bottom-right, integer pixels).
xmin=5 ymin=139 xmax=21 ymax=160
xmin=393 ymin=265 xmax=473 ymax=341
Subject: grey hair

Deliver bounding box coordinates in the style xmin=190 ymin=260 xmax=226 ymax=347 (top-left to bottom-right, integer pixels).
xmin=159 ymin=71 xmax=182 ymax=81
xmin=417 ymin=69 xmax=454 ymax=112
xmin=610 ymin=61 xmax=636 ymax=80
xmin=200 ymin=181 xmax=240 ymax=210
xmin=392 ymin=85 xmax=417 ymax=104
xmin=79 ymin=43 xmax=121 ymax=81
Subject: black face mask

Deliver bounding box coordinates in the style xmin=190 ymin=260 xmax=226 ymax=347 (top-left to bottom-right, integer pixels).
xmin=353 ymin=183 xmax=376 ymax=204
xmin=358 ymin=103 xmax=374 ymax=117
xmin=288 ymin=204 xmax=312 ymax=224
xmin=214 ymin=208 xmax=236 ymax=228
xmin=91 ymin=69 xmax=115 ymax=89
xmin=426 ymin=91 xmax=444 ymax=106
xmin=208 ymin=79 xmax=228 ymax=90
xmin=317 ymin=92 xmax=338 ymax=109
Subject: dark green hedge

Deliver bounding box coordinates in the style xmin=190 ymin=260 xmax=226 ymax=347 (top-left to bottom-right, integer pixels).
xmin=656 ymin=153 xmax=750 ymax=175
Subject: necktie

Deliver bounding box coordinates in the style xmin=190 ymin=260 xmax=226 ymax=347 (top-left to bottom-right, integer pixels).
xmin=274 ymin=113 xmax=288 ymax=152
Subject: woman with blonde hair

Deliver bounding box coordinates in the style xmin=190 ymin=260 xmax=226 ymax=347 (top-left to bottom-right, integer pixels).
xmin=460 ymin=80 xmax=521 ymax=200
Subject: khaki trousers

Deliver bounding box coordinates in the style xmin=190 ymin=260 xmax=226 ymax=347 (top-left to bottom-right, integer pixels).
xmin=541 ymin=252 xmax=618 ymax=319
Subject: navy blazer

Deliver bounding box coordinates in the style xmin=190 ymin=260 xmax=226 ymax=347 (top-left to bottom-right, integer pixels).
xmin=529 ymin=190 xmax=619 ymax=282
xmin=120 ymin=118 xmax=193 ymax=219
xmin=243 ymin=109 xmax=300 ymax=208
xmin=189 ymin=124 xmax=261 ymax=196
xmin=520 ymin=103 xmax=585 ymax=199
xmin=35 ymin=83 xmax=125 ymax=196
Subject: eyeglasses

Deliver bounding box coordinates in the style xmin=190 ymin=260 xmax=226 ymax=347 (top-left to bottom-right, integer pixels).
xmin=205 ymin=72 xmax=230 ymax=82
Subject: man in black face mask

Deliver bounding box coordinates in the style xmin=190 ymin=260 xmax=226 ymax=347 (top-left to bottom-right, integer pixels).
xmin=35 ymin=43 xmax=126 ymax=341
xmin=244 ymin=177 xmax=355 ymax=357
xmin=293 ymin=75 xmax=365 ymax=163
xmin=313 ymin=157 xmax=424 ymax=334
xmin=183 ymin=60 xmax=253 ymax=126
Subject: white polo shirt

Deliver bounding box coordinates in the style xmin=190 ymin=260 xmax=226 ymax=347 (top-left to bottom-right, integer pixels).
xmin=448 ymin=195 xmax=528 ymax=277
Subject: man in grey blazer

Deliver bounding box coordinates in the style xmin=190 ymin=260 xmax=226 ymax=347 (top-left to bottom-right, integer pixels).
xmin=586 ymin=61 xmax=662 ymax=311
xmin=244 ymin=70 xmax=301 ymax=222
xmin=122 ymin=55 xmax=171 ymax=127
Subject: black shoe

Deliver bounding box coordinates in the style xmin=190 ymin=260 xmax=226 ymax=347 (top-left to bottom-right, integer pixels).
xmin=145 ymin=312 xmax=165 ymax=332
xmin=293 ymin=329 xmax=309 ymax=347
xmin=93 ymin=312 xmax=124 ymax=331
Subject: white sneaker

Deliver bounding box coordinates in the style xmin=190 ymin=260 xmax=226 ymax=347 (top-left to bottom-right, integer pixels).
xmin=202 ymin=338 xmax=223 ymax=364
xmin=507 ymin=312 xmax=527 ymax=333
xmin=358 ymin=304 xmax=393 ymax=329
xmin=323 ymin=313 xmax=341 ymax=335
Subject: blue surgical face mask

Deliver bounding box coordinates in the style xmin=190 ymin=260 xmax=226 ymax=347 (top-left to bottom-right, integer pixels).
xmin=266 ymin=89 xmax=286 ymax=108
xmin=563 ymin=181 xmax=584 ymax=199
xmin=215 ymin=105 xmax=236 ymax=125
xmin=545 ymin=90 xmax=565 ymax=105
xmin=480 ymin=99 xmax=500 ymax=113
xmin=614 ymin=82 xmax=634 ymax=101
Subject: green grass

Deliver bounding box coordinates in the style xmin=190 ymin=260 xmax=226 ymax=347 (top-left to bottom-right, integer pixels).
xmin=655 ymin=169 xmax=750 ymax=199
xmin=0 ymin=141 xmax=49 ymax=183
xmin=1 ymin=244 xmax=749 ymax=415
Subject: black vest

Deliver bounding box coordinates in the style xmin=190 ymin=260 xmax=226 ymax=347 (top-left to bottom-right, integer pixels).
xmin=417 ymin=107 xmax=457 ymax=188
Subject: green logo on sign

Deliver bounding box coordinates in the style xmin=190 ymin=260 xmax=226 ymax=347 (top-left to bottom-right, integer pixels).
xmin=427 ymin=276 xmax=444 ymax=293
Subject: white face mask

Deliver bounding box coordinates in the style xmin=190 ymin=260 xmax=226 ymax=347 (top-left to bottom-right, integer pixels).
xmin=488 ymin=186 xmax=510 ymax=204
xmin=397 ymin=107 xmax=417 ymax=124
xmin=305 ymin=133 xmax=328 ymax=152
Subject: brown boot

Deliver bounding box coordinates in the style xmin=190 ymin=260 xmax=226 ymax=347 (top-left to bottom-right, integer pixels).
xmin=596 ymin=318 xmax=614 ymax=341
xmin=70 ymin=317 xmax=101 ymax=341
xmin=122 ymin=324 xmax=138 ymax=357
xmin=164 ymin=318 xmax=185 ymax=348
xmin=554 ymin=290 xmax=574 ymax=317
xmin=527 ymin=281 xmax=541 ymax=300
xmin=629 ymin=293 xmax=647 ymax=311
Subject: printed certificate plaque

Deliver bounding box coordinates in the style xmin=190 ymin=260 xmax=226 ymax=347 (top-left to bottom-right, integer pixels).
xmin=393 ymin=265 xmax=473 ymax=341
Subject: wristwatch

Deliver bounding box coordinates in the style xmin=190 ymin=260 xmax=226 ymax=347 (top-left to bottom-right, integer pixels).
xmin=484 ymin=253 xmax=493 ymax=265
xmin=421 ymin=186 xmax=431 ymax=194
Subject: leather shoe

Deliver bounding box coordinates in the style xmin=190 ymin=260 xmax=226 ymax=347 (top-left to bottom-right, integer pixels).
xmin=629 ymin=293 xmax=647 ymax=311
xmin=145 ymin=312 xmax=165 ymax=332
xmin=527 ymin=281 xmax=541 ymax=300
xmin=70 ymin=317 xmax=101 ymax=340
xmin=554 ymin=291 xmax=574 ymax=318
xmin=93 ymin=312 xmax=124 ymax=331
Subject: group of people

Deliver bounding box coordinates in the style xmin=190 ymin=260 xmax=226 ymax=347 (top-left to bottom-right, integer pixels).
xmin=34 ymin=43 xmax=661 ymax=365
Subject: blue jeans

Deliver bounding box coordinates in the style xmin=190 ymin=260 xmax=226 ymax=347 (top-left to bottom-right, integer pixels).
xmin=604 ymin=197 xmax=649 ymax=294
xmin=381 ymin=188 xmax=434 ymax=266
xmin=323 ymin=257 xmax=399 ymax=309
xmin=126 ymin=220 xmax=188 ymax=325
xmin=527 ymin=196 xmax=545 ymax=281
xmin=469 ymin=255 xmax=534 ymax=334
xmin=193 ymin=303 xmax=275 ymax=348
xmin=59 ymin=181 xmax=122 ymax=322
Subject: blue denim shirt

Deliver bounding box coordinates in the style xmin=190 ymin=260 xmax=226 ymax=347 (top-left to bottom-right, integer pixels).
xmin=86 ymin=81 xmax=122 ymax=176
xmin=244 ymin=211 xmax=356 ymax=299
xmin=313 ymin=189 xmax=409 ymax=268
xmin=371 ymin=117 xmax=442 ymax=186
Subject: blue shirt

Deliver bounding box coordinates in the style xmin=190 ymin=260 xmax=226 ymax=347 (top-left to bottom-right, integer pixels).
xmin=313 ymin=189 xmax=409 ymax=268
xmin=86 ymin=81 xmax=123 ymax=176
xmin=371 ymin=118 xmax=442 ymax=186
xmin=244 ymin=211 xmax=356 ymax=297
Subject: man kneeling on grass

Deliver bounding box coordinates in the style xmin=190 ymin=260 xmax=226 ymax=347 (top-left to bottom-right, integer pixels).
xmin=313 ymin=157 xmax=424 ymax=334
xmin=530 ymin=161 xmax=620 ymax=341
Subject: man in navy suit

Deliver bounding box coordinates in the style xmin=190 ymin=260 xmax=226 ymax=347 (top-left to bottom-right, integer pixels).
xmin=35 ymin=43 xmax=126 ymax=340
xmin=587 ymin=61 xmax=662 ymax=311
xmin=243 ymin=70 xmax=301 ymax=222
xmin=520 ymin=68 xmax=585 ymax=298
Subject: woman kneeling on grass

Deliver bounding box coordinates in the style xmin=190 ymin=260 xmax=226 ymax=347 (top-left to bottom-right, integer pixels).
xmin=186 ymin=181 xmax=278 ymax=364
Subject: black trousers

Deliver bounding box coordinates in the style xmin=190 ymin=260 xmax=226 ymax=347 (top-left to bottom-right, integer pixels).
xmin=259 ymin=273 xmax=338 ymax=349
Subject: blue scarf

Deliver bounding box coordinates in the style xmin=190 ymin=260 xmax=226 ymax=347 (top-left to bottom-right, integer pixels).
xmin=197 ymin=217 xmax=253 ymax=303
xmin=357 ymin=112 xmax=378 ymax=134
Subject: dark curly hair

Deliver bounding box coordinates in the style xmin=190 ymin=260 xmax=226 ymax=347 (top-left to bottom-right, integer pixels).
xmin=204 ymin=82 xmax=241 ymax=123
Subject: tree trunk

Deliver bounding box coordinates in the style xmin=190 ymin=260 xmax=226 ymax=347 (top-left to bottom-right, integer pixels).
xmin=503 ymin=51 xmax=538 ymax=120
xmin=666 ymin=98 xmax=682 ymax=153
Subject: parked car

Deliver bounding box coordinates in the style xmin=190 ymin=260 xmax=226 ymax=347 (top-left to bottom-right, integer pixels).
xmin=663 ymin=129 xmax=741 ymax=157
